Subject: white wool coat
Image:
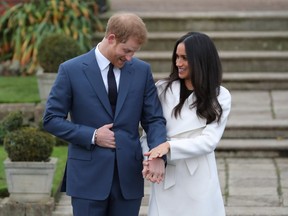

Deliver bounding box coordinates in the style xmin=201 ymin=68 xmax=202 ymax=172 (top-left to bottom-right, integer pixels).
xmin=141 ymin=80 xmax=231 ymax=216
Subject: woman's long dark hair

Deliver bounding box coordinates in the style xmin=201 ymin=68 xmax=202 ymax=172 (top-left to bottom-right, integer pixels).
xmin=164 ymin=32 xmax=223 ymax=124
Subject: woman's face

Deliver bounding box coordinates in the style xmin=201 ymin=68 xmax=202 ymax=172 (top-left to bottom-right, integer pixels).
xmin=175 ymin=42 xmax=193 ymax=90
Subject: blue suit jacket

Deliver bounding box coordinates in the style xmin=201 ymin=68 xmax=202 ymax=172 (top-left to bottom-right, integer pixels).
xmin=43 ymin=48 xmax=166 ymax=200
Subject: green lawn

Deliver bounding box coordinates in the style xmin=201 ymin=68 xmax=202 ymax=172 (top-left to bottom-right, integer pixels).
xmin=0 ymin=76 xmax=40 ymax=103
xmin=50 ymin=146 xmax=68 ymax=195
xmin=0 ymin=146 xmax=68 ymax=198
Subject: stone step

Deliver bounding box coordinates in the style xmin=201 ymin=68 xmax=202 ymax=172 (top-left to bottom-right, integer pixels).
xmin=153 ymin=72 xmax=288 ymax=90
xmin=135 ymin=51 xmax=288 ymax=73
xmin=224 ymin=120 xmax=288 ymax=139
xmin=226 ymin=89 xmax=288 ymax=139
xmin=100 ymin=11 xmax=288 ymax=32
xmin=138 ymin=120 xmax=288 ymax=140
xmin=222 ymin=72 xmax=288 ymax=90
xmin=216 ymin=139 xmax=288 ymax=158
xmin=94 ymin=31 xmax=288 ymax=51
xmin=225 ymin=207 xmax=288 ymax=216
xmin=143 ymin=31 xmax=288 ymax=51
xmin=52 ymin=194 xmax=72 ymax=216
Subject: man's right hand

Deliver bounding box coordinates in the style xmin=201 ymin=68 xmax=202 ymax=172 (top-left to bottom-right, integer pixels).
xmin=94 ymin=123 xmax=116 ymax=148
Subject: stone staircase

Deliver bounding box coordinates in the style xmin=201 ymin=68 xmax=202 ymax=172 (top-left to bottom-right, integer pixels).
xmin=98 ymin=11 xmax=288 ymax=91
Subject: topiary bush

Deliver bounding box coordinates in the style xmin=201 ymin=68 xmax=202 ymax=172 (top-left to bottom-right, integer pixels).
xmin=0 ymin=111 xmax=23 ymax=145
xmin=38 ymin=33 xmax=84 ymax=72
xmin=4 ymin=127 xmax=55 ymax=162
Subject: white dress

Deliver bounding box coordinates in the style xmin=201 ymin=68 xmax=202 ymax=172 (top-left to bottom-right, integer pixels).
xmin=141 ymin=80 xmax=231 ymax=216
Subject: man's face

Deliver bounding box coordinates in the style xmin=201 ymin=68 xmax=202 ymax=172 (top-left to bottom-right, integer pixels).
xmin=108 ymin=35 xmax=141 ymax=68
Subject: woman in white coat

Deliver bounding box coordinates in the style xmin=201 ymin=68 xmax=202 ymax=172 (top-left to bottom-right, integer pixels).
xmin=142 ymin=32 xmax=231 ymax=216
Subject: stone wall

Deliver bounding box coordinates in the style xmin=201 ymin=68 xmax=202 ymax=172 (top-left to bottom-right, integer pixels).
xmin=0 ymin=103 xmax=44 ymax=124
xmin=0 ymin=198 xmax=54 ymax=216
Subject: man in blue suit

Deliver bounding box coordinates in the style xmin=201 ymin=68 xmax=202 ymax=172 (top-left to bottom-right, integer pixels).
xmin=43 ymin=13 xmax=167 ymax=216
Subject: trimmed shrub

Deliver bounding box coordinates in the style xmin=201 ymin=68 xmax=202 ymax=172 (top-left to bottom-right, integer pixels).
xmin=38 ymin=33 xmax=83 ymax=72
xmin=0 ymin=111 xmax=23 ymax=145
xmin=4 ymin=127 xmax=55 ymax=162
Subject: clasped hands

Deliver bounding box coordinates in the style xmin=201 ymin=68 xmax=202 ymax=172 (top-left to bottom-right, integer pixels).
xmin=95 ymin=125 xmax=170 ymax=183
xmin=142 ymin=142 xmax=170 ymax=183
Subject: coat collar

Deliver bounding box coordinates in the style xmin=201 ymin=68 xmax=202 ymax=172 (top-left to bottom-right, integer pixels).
xmin=157 ymin=80 xmax=206 ymax=137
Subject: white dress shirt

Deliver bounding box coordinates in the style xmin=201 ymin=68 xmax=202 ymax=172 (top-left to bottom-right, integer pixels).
xmin=95 ymin=43 xmax=120 ymax=91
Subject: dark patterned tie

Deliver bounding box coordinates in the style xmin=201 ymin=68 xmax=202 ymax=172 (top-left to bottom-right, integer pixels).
xmin=107 ymin=63 xmax=117 ymax=115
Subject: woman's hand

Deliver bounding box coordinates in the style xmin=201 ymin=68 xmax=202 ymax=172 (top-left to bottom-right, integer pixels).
xmin=144 ymin=142 xmax=170 ymax=160
xmin=142 ymin=159 xmax=165 ymax=183
xmin=142 ymin=160 xmax=149 ymax=178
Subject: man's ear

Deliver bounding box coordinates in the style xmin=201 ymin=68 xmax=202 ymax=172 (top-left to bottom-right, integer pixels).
xmin=107 ymin=34 xmax=116 ymax=44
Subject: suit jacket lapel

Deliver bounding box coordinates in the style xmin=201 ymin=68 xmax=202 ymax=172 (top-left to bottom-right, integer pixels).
xmin=114 ymin=62 xmax=133 ymax=119
xmin=82 ymin=49 xmax=113 ymax=117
